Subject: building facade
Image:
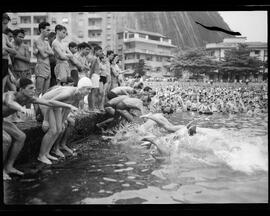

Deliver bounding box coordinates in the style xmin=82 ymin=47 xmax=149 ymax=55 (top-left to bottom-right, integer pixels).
xmin=7 ymin=12 xmax=117 ymax=62
xmin=206 ymin=37 xmax=268 ymax=81
xmin=116 ymin=28 xmax=177 ymax=77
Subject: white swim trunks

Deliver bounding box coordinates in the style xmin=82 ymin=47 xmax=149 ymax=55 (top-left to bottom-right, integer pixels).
xmin=91 ymin=73 xmax=100 ymax=88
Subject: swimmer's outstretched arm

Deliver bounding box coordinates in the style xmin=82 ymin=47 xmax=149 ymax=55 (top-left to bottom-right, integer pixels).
xmin=140 ymin=113 xmax=182 ymax=133
xmin=33 ymin=98 xmax=78 ymax=112
xmin=141 ymin=137 xmax=168 ymax=156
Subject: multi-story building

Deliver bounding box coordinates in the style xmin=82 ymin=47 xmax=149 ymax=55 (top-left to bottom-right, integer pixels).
xmin=206 ymin=37 xmax=268 ymax=81
xmin=7 ymin=12 xmax=117 ymax=62
xmin=116 ymin=28 xmax=177 ymax=77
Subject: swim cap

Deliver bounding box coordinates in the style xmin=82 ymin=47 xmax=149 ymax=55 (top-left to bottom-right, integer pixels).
xmin=77 ymin=77 xmax=92 ymax=89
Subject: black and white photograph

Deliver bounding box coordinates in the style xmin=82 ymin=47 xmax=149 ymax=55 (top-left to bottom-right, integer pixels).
xmin=1 ymin=6 xmax=268 ymax=207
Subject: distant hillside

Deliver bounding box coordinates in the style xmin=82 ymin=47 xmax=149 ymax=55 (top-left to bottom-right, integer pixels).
xmin=115 ymin=11 xmax=233 ymax=50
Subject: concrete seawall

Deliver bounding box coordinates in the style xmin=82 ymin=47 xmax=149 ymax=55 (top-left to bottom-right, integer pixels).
xmin=14 ymin=112 xmax=117 ymax=166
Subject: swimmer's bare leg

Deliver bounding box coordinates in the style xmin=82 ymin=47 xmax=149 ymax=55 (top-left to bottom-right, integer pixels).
xmin=38 ymin=109 xmax=59 ymax=164
xmin=3 ymin=121 xmax=25 ymax=176
xmin=59 ymin=126 xmax=75 ymax=155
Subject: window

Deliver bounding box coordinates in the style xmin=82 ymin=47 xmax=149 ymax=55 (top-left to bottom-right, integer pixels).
xmin=163 ymin=38 xmax=169 ymax=42
xmin=156 ymin=56 xmax=162 ymax=62
xmin=128 ymin=33 xmax=134 ymax=38
xmin=125 ymin=42 xmax=135 ymax=49
xmin=118 ymin=33 xmax=123 ymax=40
xmin=254 ymin=50 xmax=260 ymax=55
xmin=146 ymin=55 xmax=152 ymax=61
xmin=88 ymin=30 xmax=102 ymax=38
xmin=20 ymin=16 xmax=31 ymax=24
xmin=51 ymin=17 xmax=57 ymax=24
xmin=139 ymin=33 xmax=146 ymax=39
xmin=148 ymin=35 xmax=160 ymax=41
xmin=21 ymin=28 xmax=31 ymax=36
xmin=11 ymin=18 xmax=18 ymax=25
xmin=136 ymin=54 xmax=140 ymax=59
xmin=124 ymin=32 xmax=128 ymax=39
xmin=33 ymin=16 xmax=47 ymax=23
xmin=33 ymin=28 xmax=39 ymax=35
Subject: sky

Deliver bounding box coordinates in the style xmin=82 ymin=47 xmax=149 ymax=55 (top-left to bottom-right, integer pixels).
xmin=219 ymin=11 xmax=267 ymax=42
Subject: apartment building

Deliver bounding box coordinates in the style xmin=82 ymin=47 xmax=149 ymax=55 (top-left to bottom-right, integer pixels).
xmin=7 ymin=12 xmax=116 ymax=62
xmin=116 ymin=28 xmax=177 ymax=77
xmin=206 ymin=37 xmax=268 ymax=81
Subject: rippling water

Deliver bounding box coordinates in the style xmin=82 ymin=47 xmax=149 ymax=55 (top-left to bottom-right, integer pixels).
xmin=4 ymin=112 xmax=268 ymax=204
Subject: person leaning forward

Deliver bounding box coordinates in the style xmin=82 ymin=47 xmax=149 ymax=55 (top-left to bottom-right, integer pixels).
xmin=2 ymin=78 xmax=77 ymax=181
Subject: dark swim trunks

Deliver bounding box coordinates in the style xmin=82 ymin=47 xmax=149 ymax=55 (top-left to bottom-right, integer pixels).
xmin=99 ymin=76 xmax=107 ymax=85
xmin=107 ymin=91 xmax=118 ymax=100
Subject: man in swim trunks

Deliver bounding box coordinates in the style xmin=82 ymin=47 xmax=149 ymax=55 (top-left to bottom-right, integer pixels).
xmin=52 ymin=24 xmax=73 ymax=86
xmin=38 ymin=77 xmax=93 ymax=164
xmin=2 ymin=78 xmax=74 ymax=180
xmin=97 ymin=95 xmax=149 ymax=128
xmin=33 ymin=21 xmax=54 ymax=96
xmin=107 ymin=86 xmax=137 ymax=100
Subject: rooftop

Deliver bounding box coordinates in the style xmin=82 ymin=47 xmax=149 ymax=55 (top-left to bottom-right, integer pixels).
xmin=117 ymin=28 xmax=168 ymax=38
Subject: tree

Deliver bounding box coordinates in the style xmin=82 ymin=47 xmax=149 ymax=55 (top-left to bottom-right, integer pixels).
xmin=134 ymin=59 xmax=146 ymax=77
xmin=170 ymin=48 xmax=218 ymax=80
xmin=219 ymin=43 xmax=263 ymax=81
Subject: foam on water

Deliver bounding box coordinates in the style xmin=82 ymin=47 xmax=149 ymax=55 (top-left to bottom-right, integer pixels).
xmin=112 ymin=122 xmax=268 ymax=175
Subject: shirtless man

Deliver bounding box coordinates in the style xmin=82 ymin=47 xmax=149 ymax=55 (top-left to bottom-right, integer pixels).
xmin=12 ymin=29 xmax=31 ymax=80
xmin=2 ymin=13 xmax=17 ymax=93
xmin=96 ymin=95 xmax=149 ymax=129
xmin=107 ymin=86 xmax=137 ymax=100
xmin=52 ymin=24 xmax=73 ymax=85
xmin=2 ymin=78 xmax=75 ymax=180
xmin=38 ymin=77 xmax=93 ymax=164
xmin=33 ymin=21 xmax=54 ymax=97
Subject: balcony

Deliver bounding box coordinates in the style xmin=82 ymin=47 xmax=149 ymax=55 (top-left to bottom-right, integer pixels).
xmin=124 ymin=48 xmax=174 ymax=57
xmin=123 ymin=37 xmax=176 ymax=47
xmin=88 ymin=25 xmax=102 ymax=30
xmin=88 ymin=37 xmax=102 ymax=42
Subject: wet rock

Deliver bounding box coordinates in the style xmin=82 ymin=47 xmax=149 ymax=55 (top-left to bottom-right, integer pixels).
xmin=99 ymin=182 xmax=105 ymax=185
xmin=122 ymin=184 xmax=130 ymax=187
xmin=141 ymin=169 xmax=149 ymax=172
xmin=99 ymin=190 xmax=105 ymax=193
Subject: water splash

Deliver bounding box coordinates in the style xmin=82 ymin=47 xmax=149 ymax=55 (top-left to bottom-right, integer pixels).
xmin=112 ymin=122 xmax=268 ymax=175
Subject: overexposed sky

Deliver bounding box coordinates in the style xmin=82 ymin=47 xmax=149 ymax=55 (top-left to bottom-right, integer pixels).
xmin=219 ymin=11 xmax=267 ymax=42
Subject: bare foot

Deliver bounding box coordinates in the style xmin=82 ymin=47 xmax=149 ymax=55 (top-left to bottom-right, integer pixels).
xmin=5 ymin=166 xmax=24 ymax=176
xmin=3 ymin=170 xmax=11 ymax=180
xmin=52 ymin=149 xmax=65 ymax=158
xmin=37 ymin=156 xmax=52 ymax=165
xmin=46 ymin=154 xmax=59 ymax=161
xmin=60 ymin=145 xmax=74 ymax=155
